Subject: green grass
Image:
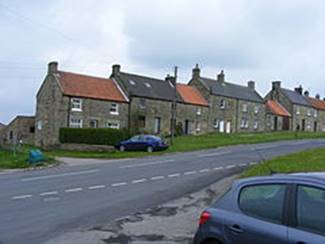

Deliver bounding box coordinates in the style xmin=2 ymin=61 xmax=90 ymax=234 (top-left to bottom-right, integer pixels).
xmin=241 ymin=147 xmax=325 ymax=178
xmin=49 ymin=131 xmax=325 ymax=159
xmin=0 ymin=145 xmax=55 ymax=169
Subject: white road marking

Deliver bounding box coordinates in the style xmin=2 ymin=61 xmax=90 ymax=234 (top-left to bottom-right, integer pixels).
xmin=111 ymin=182 xmax=127 ymax=187
xmin=132 ymin=178 xmax=147 ymax=184
xmin=168 ymin=173 xmax=180 ymax=178
xmin=239 ymin=163 xmax=247 ymax=167
xmin=88 ymin=185 xmax=106 ymax=190
xmin=151 ymin=176 xmax=165 ymax=180
xmin=120 ymin=159 xmax=176 ymax=169
xmin=226 ymin=165 xmax=235 ymax=169
xmin=184 ymin=171 xmax=197 ymax=175
xmin=21 ymin=169 xmax=99 ymax=182
xmin=198 ymin=151 xmax=230 ymax=157
xmin=40 ymin=191 xmax=58 ymax=196
xmin=252 ymin=145 xmax=276 ymax=150
xmin=250 ymin=162 xmax=258 ymax=165
xmin=43 ymin=197 xmax=60 ymax=202
xmin=199 ymin=168 xmax=210 ymax=173
xmin=65 ymin=187 xmax=83 ymax=193
xmin=213 ymin=166 xmax=223 ymax=171
xmin=12 ymin=194 xmax=33 ymax=200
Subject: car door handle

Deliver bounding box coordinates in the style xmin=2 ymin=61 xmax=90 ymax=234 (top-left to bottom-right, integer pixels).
xmin=228 ymin=224 xmax=244 ymax=234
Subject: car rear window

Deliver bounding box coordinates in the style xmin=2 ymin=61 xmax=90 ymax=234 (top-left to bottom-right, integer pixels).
xmin=239 ymin=184 xmax=286 ymax=224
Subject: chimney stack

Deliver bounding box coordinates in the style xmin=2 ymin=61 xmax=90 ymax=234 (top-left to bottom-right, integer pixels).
xmin=165 ymin=74 xmax=176 ymax=86
xmin=272 ymin=81 xmax=281 ymax=90
xmin=192 ymin=64 xmax=200 ymax=79
xmin=247 ymin=81 xmax=255 ymax=90
xmin=48 ymin=61 xmax=58 ymax=74
xmin=304 ymin=91 xmax=309 ymax=97
xmin=112 ymin=64 xmax=121 ymax=76
xmin=217 ymin=70 xmax=225 ymax=83
xmin=294 ymin=85 xmax=303 ymax=95
xmin=316 ymin=94 xmax=320 ymax=99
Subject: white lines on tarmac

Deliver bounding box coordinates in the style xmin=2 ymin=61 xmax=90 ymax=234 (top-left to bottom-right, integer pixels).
xmin=88 ymin=185 xmax=106 ymax=190
xmin=226 ymin=165 xmax=235 ymax=169
xmin=111 ymin=182 xmax=127 ymax=187
xmin=132 ymin=178 xmax=147 ymax=184
xmin=213 ymin=167 xmax=223 ymax=171
xmin=12 ymin=194 xmax=33 ymax=200
xmin=239 ymin=163 xmax=248 ymax=167
xmin=168 ymin=173 xmax=180 ymax=178
xmin=40 ymin=191 xmax=58 ymax=196
xmin=151 ymin=176 xmax=165 ymax=181
xmin=21 ymin=169 xmax=99 ymax=182
xmin=120 ymin=159 xmax=176 ymax=169
xmin=198 ymin=151 xmax=230 ymax=158
xmin=184 ymin=171 xmax=197 ymax=175
xmin=199 ymin=168 xmax=210 ymax=173
xmin=65 ymin=187 xmax=83 ymax=193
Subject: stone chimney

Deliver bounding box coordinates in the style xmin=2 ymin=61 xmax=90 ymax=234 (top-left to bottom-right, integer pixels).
xmin=112 ymin=64 xmax=121 ymax=76
xmin=48 ymin=61 xmax=58 ymax=74
xmin=217 ymin=70 xmax=225 ymax=83
xmin=294 ymin=85 xmax=303 ymax=95
xmin=192 ymin=64 xmax=200 ymax=79
xmin=272 ymin=81 xmax=281 ymax=90
xmin=165 ymin=74 xmax=176 ymax=86
xmin=316 ymin=94 xmax=320 ymax=99
xmin=247 ymin=81 xmax=255 ymax=90
xmin=304 ymin=91 xmax=309 ymax=97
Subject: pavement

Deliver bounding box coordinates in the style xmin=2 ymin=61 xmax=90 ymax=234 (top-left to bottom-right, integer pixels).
xmin=0 ymin=139 xmax=324 ymax=244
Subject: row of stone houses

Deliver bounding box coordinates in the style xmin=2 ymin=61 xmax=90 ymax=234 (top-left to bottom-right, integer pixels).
xmin=1 ymin=61 xmax=325 ymax=149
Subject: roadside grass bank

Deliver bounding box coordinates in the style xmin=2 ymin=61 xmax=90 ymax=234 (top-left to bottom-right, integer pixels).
xmin=49 ymin=131 xmax=325 ymax=159
xmin=0 ymin=145 xmax=55 ymax=169
xmin=242 ymin=147 xmax=325 ymax=178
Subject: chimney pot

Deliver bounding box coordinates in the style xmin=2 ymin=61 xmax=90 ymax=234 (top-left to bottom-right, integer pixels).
xmin=112 ymin=64 xmax=121 ymax=76
xmin=248 ymin=81 xmax=255 ymax=90
xmin=217 ymin=70 xmax=225 ymax=83
xmin=272 ymin=81 xmax=281 ymax=90
xmin=192 ymin=64 xmax=201 ymax=79
xmin=316 ymin=94 xmax=320 ymax=99
xmin=48 ymin=61 xmax=58 ymax=74
xmin=294 ymin=85 xmax=303 ymax=95
xmin=304 ymin=91 xmax=309 ymax=97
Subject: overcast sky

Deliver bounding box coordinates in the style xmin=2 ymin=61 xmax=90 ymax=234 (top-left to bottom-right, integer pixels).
xmin=1 ymin=0 xmax=325 ymax=124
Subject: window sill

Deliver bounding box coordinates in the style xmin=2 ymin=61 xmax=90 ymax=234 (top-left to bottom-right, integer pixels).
xmin=71 ymin=109 xmax=82 ymax=112
xmin=110 ymin=112 xmax=119 ymax=115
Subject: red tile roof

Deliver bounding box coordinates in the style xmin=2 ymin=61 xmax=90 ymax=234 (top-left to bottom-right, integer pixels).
xmin=56 ymin=71 xmax=128 ymax=103
xmin=176 ymin=84 xmax=209 ymax=106
xmin=266 ymin=100 xmax=291 ymax=117
xmin=307 ymin=97 xmax=325 ymax=111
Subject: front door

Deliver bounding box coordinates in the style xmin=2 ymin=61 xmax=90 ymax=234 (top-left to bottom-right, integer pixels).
xmin=219 ymin=120 xmax=225 ymax=133
xmin=302 ymin=119 xmax=305 ymax=131
xmin=226 ymin=121 xmax=231 ymax=134
xmin=184 ymin=120 xmax=191 ymax=135
xmin=314 ymin=121 xmax=318 ymax=132
xmin=274 ymin=116 xmax=278 ymax=131
xmin=283 ymin=117 xmax=289 ymax=130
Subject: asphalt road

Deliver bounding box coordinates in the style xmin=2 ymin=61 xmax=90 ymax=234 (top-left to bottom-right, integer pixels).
xmin=0 ymin=139 xmax=325 ymax=244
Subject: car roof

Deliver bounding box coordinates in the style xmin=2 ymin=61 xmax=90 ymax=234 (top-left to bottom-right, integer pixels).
xmin=235 ymin=172 xmax=325 ymax=187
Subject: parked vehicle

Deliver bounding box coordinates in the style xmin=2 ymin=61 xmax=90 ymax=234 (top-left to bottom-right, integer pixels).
xmin=194 ymin=173 xmax=325 ymax=244
xmin=115 ymin=135 xmax=169 ymax=152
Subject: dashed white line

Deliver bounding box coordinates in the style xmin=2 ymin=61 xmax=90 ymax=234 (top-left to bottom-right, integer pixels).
xmin=111 ymin=182 xmax=127 ymax=187
xmin=40 ymin=191 xmax=58 ymax=196
xmin=184 ymin=171 xmax=197 ymax=175
xmin=250 ymin=162 xmax=258 ymax=165
xmin=65 ymin=187 xmax=83 ymax=193
xmin=120 ymin=159 xmax=176 ymax=169
xmin=151 ymin=176 xmax=165 ymax=180
xmin=239 ymin=163 xmax=247 ymax=167
xmin=199 ymin=168 xmax=210 ymax=173
xmin=198 ymin=151 xmax=230 ymax=157
xmin=213 ymin=166 xmax=223 ymax=171
xmin=226 ymin=165 xmax=235 ymax=169
xmin=132 ymin=178 xmax=147 ymax=184
xmin=168 ymin=173 xmax=180 ymax=178
xmin=12 ymin=194 xmax=33 ymax=200
xmin=88 ymin=185 xmax=106 ymax=190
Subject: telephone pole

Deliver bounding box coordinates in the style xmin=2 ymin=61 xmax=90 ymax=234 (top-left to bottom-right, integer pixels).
xmin=170 ymin=66 xmax=178 ymax=145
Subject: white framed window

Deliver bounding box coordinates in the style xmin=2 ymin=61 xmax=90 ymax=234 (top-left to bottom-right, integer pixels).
xmin=240 ymin=118 xmax=249 ymax=128
xmin=110 ymin=103 xmax=119 ymax=115
xmin=90 ymin=119 xmax=98 ymax=128
xmin=106 ymin=120 xmax=120 ymax=129
xmin=220 ymin=99 xmax=226 ymax=109
xmin=314 ymin=109 xmax=318 ymax=118
xmin=254 ymin=105 xmax=259 ymax=114
xmin=307 ymin=109 xmax=311 ymax=117
xmin=242 ymin=103 xmax=248 ymax=112
xmin=69 ymin=118 xmax=83 ymax=128
xmin=196 ymin=121 xmax=201 ymax=132
xmin=37 ymin=120 xmax=43 ymax=130
xmin=214 ymin=119 xmax=219 ymax=128
xmin=296 ymin=107 xmax=300 ymax=115
xmin=154 ymin=117 xmax=161 ymax=134
xmin=253 ymin=120 xmax=258 ymax=130
xmin=196 ymin=107 xmax=202 ymax=115
xmin=71 ymin=98 xmax=82 ymax=112
xmin=307 ymin=120 xmax=311 ymax=130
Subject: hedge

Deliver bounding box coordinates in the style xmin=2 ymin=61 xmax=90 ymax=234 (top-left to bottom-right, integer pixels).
xmin=59 ymin=128 xmax=130 ymax=146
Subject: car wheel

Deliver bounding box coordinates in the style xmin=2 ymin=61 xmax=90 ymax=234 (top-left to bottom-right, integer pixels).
xmin=147 ymin=146 xmax=153 ymax=153
xmin=202 ymin=239 xmax=222 ymax=244
xmin=119 ymin=145 xmax=125 ymax=152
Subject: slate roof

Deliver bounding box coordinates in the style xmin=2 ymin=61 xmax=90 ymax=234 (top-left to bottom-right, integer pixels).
xmin=0 ymin=122 xmax=5 ymax=128
xmin=281 ymin=88 xmax=311 ymax=106
xmin=116 ymin=72 xmax=182 ymax=102
xmin=176 ymin=84 xmax=209 ymax=107
xmin=306 ymin=97 xmax=325 ymax=111
xmin=55 ymin=71 xmax=128 ymax=103
xmin=266 ymin=100 xmax=291 ymax=117
xmin=200 ymin=77 xmax=263 ymax=103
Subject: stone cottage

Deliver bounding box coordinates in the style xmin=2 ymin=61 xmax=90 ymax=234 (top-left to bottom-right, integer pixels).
xmin=265 ymin=82 xmax=316 ymax=131
xmin=305 ymin=94 xmax=325 ymax=132
xmin=35 ymin=62 xmax=129 ymax=149
xmin=110 ymin=64 xmax=210 ymax=136
xmin=1 ymin=116 xmax=35 ymax=145
xmin=265 ymin=100 xmax=292 ymax=131
xmin=189 ymin=65 xmax=265 ymax=133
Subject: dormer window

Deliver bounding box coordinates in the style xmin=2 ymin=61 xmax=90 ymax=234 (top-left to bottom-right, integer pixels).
xmin=220 ymin=99 xmax=226 ymax=109
xmin=110 ymin=103 xmax=119 ymax=115
xmin=129 ymin=80 xmax=136 ymax=85
xmin=71 ymin=98 xmax=82 ymax=112
xmin=242 ymin=103 xmax=248 ymax=112
xmin=144 ymin=82 xmax=151 ymax=88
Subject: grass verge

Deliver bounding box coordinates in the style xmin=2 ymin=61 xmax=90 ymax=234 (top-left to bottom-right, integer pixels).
xmin=241 ymin=147 xmax=325 ymax=178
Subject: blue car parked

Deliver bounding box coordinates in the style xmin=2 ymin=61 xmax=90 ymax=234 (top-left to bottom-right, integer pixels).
xmin=116 ymin=135 xmax=169 ymax=152
xmin=194 ymin=173 xmax=325 ymax=244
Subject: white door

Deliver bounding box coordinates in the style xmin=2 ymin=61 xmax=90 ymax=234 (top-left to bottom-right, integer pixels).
xmin=226 ymin=121 xmax=231 ymax=134
xmin=219 ymin=120 xmax=224 ymax=133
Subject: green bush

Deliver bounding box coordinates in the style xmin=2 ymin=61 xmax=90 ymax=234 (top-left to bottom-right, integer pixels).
xmin=59 ymin=128 xmax=130 ymax=146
